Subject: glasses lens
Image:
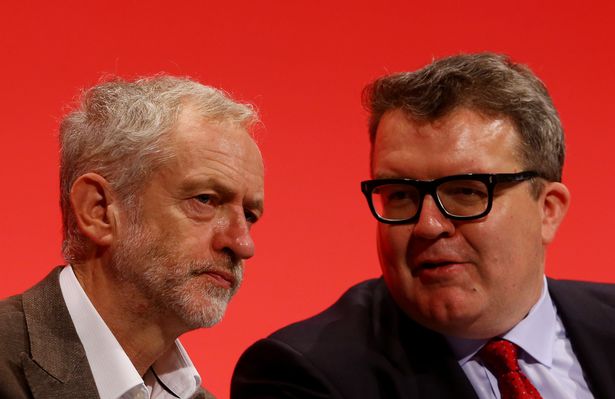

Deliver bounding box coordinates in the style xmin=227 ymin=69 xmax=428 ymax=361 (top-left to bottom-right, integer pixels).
xmin=437 ymin=179 xmax=489 ymax=217
xmin=371 ymin=184 xmax=420 ymax=221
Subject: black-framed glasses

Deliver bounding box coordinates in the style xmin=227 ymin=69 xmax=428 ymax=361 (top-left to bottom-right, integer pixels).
xmin=361 ymin=171 xmax=540 ymax=225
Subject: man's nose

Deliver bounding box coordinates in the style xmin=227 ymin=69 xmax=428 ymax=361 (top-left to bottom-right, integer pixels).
xmin=213 ymin=206 xmax=256 ymax=260
xmin=412 ymin=194 xmax=455 ymax=239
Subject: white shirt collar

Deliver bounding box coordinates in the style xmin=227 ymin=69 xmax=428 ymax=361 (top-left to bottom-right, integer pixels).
xmin=446 ymin=277 xmax=556 ymax=368
xmin=59 ymin=266 xmax=202 ymax=399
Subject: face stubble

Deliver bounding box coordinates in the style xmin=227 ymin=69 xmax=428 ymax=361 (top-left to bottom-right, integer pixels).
xmin=109 ymin=213 xmax=243 ymax=330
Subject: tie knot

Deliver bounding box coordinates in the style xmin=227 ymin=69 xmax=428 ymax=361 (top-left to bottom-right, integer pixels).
xmin=479 ymin=339 xmax=520 ymax=377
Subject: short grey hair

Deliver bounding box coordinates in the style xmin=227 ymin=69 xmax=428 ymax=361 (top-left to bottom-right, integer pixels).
xmin=363 ymin=53 xmax=564 ymax=189
xmin=60 ymin=75 xmax=257 ymax=264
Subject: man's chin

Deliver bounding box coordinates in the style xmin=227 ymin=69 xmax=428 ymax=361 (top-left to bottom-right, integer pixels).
xmin=175 ymin=295 xmax=232 ymax=330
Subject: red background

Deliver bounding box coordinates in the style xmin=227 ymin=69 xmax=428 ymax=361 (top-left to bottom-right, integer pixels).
xmin=1 ymin=1 xmax=614 ymax=397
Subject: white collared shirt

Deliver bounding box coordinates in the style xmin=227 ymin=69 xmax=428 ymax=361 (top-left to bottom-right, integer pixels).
xmin=446 ymin=277 xmax=593 ymax=398
xmin=59 ymin=266 xmax=202 ymax=399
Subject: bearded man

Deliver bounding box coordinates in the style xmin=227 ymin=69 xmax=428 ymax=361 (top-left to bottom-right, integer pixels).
xmin=0 ymin=76 xmax=265 ymax=399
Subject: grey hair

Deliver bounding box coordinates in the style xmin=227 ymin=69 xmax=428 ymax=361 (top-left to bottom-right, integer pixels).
xmin=60 ymin=75 xmax=257 ymax=264
xmin=363 ymin=53 xmax=564 ymax=189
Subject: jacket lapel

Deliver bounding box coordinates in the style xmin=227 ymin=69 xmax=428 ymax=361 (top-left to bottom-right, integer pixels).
xmin=549 ymin=278 xmax=615 ymax=399
xmin=21 ymin=267 xmax=100 ymax=399
xmin=375 ymin=281 xmax=479 ymax=398
xmin=398 ymin=318 xmax=479 ymax=398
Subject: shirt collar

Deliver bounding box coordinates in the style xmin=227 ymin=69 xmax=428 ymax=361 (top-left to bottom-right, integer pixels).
xmin=151 ymin=340 xmax=202 ymax=397
xmin=59 ymin=266 xmax=201 ymax=399
xmin=446 ymin=277 xmax=556 ymax=368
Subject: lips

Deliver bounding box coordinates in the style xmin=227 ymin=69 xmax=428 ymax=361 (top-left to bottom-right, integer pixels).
xmin=195 ymin=268 xmax=236 ymax=289
xmin=419 ymin=261 xmax=457 ymax=269
xmin=412 ymin=255 xmax=467 ymax=270
xmin=410 ymin=256 xmax=469 ymax=284
xmin=205 ymin=270 xmax=235 ymax=288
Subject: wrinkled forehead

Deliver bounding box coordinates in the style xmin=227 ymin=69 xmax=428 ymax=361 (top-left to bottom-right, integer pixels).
xmin=168 ymin=105 xmax=261 ymax=157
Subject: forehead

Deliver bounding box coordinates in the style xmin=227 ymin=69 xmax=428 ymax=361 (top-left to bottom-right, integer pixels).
xmin=156 ymin=107 xmax=264 ymax=196
xmin=372 ymin=107 xmax=522 ymax=178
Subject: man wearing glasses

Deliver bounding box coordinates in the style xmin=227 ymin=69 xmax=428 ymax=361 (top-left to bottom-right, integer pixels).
xmin=232 ymin=53 xmax=615 ymax=398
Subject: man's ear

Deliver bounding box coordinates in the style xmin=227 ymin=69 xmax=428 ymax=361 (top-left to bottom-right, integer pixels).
xmin=540 ymin=182 xmax=570 ymax=245
xmin=70 ymin=173 xmax=119 ymax=247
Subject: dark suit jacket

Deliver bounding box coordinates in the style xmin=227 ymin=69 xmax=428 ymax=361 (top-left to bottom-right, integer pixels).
xmin=231 ymin=278 xmax=615 ymax=399
xmin=0 ymin=267 xmax=213 ymax=399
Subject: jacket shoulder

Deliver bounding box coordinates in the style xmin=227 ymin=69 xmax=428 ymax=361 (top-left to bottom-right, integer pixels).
xmin=233 ymin=279 xmax=386 ymax=399
xmin=547 ymin=278 xmax=615 ymax=399
xmin=0 ymin=293 xmax=28 ymax=352
xmin=548 ymin=278 xmax=615 ymax=309
xmin=0 ymin=293 xmax=33 ymax=398
xmin=268 ymin=278 xmax=385 ymax=350
xmin=232 ymin=278 xmax=414 ymax=398
xmin=0 ymin=267 xmax=71 ymax=399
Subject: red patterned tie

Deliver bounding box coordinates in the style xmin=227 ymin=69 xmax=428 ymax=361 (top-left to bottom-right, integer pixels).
xmin=478 ymin=339 xmax=543 ymax=399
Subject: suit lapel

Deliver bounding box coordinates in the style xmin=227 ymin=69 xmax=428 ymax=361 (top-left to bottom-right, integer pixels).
xmin=398 ymin=319 xmax=479 ymax=399
xmin=375 ymin=281 xmax=479 ymax=398
xmin=21 ymin=267 xmax=100 ymax=399
xmin=549 ymin=279 xmax=615 ymax=399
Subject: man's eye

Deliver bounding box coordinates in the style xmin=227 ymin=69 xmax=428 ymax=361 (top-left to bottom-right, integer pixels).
xmin=448 ymin=187 xmax=487 ymax=198
xmin=245 ymin=210 xmax=259 ymax=224
xmin=195 ymin=194 xmax=212 ymax=204
xmin=388 ymin=191 xmax=410 ymax=202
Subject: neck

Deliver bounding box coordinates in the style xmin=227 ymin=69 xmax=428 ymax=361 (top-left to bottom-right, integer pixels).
xmin=72 ymin=259 xmax=187 ymax=376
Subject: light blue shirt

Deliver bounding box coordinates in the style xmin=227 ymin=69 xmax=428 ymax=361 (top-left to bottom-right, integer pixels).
xmin=446 ymin=278 xmax=594 ymax=399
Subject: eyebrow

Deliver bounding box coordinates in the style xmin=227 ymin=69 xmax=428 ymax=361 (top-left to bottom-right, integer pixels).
xmin=247 ymin=199 xmax=265 ymax=216
xmin=373 ymin=173 xmax=407 ymax=180
xmin=182 ymin=177 xmax=264 ymax=213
